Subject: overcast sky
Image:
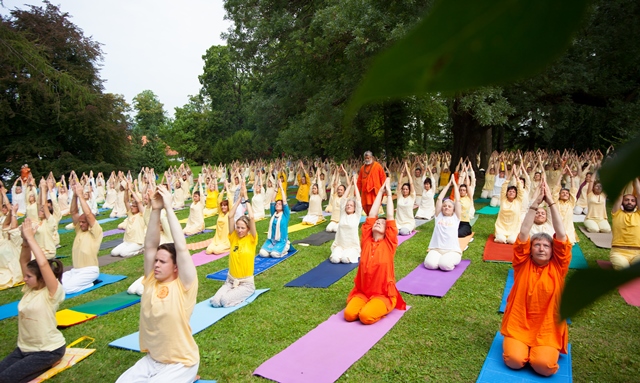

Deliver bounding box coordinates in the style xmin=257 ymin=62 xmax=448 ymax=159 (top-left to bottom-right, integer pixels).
xmin=1 ymin=0 xmax=231 ymax=117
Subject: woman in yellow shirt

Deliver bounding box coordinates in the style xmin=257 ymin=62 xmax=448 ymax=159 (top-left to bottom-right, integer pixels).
xmin=210 ymin=180 xmax=258 ymax=307
xmin=0 ymin=217 xmax=65 ymax=383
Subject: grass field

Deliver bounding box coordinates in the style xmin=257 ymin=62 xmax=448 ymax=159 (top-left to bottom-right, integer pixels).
xmin=0 ymin=192 xmax=639 ymax=382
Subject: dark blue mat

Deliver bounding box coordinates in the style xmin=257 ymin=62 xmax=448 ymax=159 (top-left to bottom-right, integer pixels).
xmin=285 ymin=259 xmax=358 ymax=288
xmin=206 ymin=246 xmax=298 ymax=281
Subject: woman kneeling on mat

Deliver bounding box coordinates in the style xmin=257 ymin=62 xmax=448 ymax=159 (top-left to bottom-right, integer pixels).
xmin=0 ymin=218 xmax=65 ymax=383
xmin=345 ymin=177 xmax=406 ymax=325
xmin=210 ymin=180 xmax=258 ymax=307
xmin=424 ymin=176 xmax=462 ymax=271
xmin=501 ymin=180 xmax=571 ymax=377
xmin=259 ymin=180 xmax=290 ymax=258
xmin=116 ymin=185 xmax=199 ymax=382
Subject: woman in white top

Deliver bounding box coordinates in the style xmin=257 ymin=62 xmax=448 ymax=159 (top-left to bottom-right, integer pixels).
xmin=415 ymin=175 xmax=436 ymax=220
xmin=326 ymin=165 xmax=348 ymax=232
xmin=424 ymin=176 xmax=462 ymax=271
xmin=302 ymin=172 xmax=324 ymax=225
xmin=329 ymin=174 xmax=362 ymax=264
xmin=182 ymin=175 xmax=205 ymax=235
xmin=264 ymin=174 xmax=276 ymax=212
xmin=251 ymin=175 xmax=266 ymax=221
xmin=102 ymin=175 xmax=117 ymax=210
xmin=0 ymin=217 xmax=66 ymax=383
xmin=395 ymin=162 xmax=416 ymax=236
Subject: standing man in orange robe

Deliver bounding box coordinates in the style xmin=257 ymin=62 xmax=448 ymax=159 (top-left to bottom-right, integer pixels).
xmin=357 ymin=151 xmax=387 ymax=215
xmin=501 ymin=180 xmax=572 ymax=376
xmin=345 ymin=177 xmax=406 ymax=325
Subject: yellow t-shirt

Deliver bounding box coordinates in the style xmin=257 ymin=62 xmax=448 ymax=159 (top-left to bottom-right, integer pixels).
xmin=585 ymin=192 xmax=608 ymax=221
xmin=460 ymin=195 xmax=472 ymax=223
xmin=18 ymin=282 xmax=66 ymax=352
xmin=612 ymin=210 xmax=640 ymax=247
xmin=275 ymin=171 xmax=288 ymax=201
xmin=140 ymin=275 xmax=199 ymax=366
xmin=205 ymin=189 xmax=219 ymax=210
xmin=296 ymin=174 xmax=310 ymax=203
xmin=228 ymin=231 xmax=258 ymax=279
xmin=35 ymin=219 xmax=56 ymax=259
xmin=72 ymin=222 xmax=102 ymax=268
xmin=124 ymin=213 xmax=146 ymax=245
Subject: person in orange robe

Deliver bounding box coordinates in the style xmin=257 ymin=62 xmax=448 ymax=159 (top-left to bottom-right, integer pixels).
xmin=357 ymin=151 xmax=387 ymax=215
xmin=501 ymin=180 xmax=572 ymax=376
xmin=345 ymin=177 xmax=407 ymax=325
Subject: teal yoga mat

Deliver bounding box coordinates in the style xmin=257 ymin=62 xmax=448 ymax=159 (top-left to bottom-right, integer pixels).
xmin=71 ymin=291 xmax=140 ymax=316
xmin=477 ymin=206 xmax=500 ymax=215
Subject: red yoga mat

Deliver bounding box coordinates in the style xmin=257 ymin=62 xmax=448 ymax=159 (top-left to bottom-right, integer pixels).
xmin=596 ymin=260 xmax=640 ymax=307
xmin=482 ymin=234 xmax=514 ymax=262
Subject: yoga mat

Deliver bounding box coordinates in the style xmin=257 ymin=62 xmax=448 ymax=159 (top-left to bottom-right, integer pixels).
xmin=569 ymin=243 xmax=588 ymax=269
xmin=288 ymin=219 xmax=326 ymax=233
xmin=474 ymin=198 xmax=491 ymax=203
xmin=292 ymin=231 xmax=336 ymax=246
xmin=97 ymin=217 xmax=119 ymax=224
xmin=207 ymin=246 xmax=299 ymax=281
xmin=71 ymin=291 xmax=140 ymax=315
xmin=397 ymin=230 xmax=417 ymax=246
xmin=179 ymin=217 xmax=189 ymax=223
xmin=29 ymin=347 xmax=96 ymax=383
xmin=572 ymin=214 xmax=585 ymax=223
xmin=58 ymin=228 xmax=74 ymax=234
xmin=415 ymin=218 xmax=433 ymax=227
xmin=285 ymin=259 xmax=359 ymax=288
xmin=578 ymin=226 xmax=612 ymax=249
xmin=0 ymin=274 xmax=126 ymax=321
xmin=59 ymin=217 xmax=73 ymax=224
xmin=482 ymin=235 xmax=513 ymax=262
xmin=99 ymin=238 xmax=123 ymax=251
xmin=253 ymin=306 xmax=410 ymax=383
xmin=186 ymin=238 xmax=213 ymax=251
xmin=498 ymin=269 xmax=514 ymax=313
xmin=597 ymin=260 xmax=640 ymax=306
xmin=109 ymin=289 xmax=269 ymax=351
xmin=459 ymin=233 xmax=475 ymax=251
xmin=191 ymin=250 xmax=229 ymax=267
xmin=477 ymin=206 xmax=500 ymax=215
xmin=476 ymin=332 xmax=572 ymax=383
xmin=470 ymin=215 xmax=479 ymax=226
xmin=185 ymin=229 xmax=213 ymax=237
xmin=102 ymin=228 xmax=125 ymax=237
xmin=0 ymin=281 xmax=24 ymax=291
xmin=55 ymin=310 xmax=97 ymax=327
xmin=397 ymin=260 xmax=470 ymax=297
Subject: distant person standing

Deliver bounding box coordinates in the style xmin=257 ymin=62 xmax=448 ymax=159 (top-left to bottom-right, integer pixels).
xmin=357 ymin=151 xmax=386 ymax=215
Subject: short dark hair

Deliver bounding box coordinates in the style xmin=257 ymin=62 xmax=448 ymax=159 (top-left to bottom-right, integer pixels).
xmin=506 ymin=185 xmax=518 ymax=197
xmin=220 ymin=200 xmax=229 ymax=208
xmin=157 ymin=243 xmax=177 ymax=264
xmin=26 ymin=259 xmax=63 ymax=285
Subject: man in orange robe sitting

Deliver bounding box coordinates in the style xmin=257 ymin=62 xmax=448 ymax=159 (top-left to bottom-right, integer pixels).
xmin=345 ymin=177 xmax=406 ymax=325
xmin=501 ymin=180 xmax=572 ymax=376
xmin=357 ymin=151 xmax=387 ymax=215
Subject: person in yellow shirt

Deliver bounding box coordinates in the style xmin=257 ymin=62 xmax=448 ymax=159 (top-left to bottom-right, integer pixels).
xmin=609 ymin=178 xmax=640 ymax=270
xmin=62 ymin=183 xmax=102 ymax=294
xmin=291 ymin=161 xmax=310 ymax=212
xmin=0 ymin=217 xmax=65 ymax=383
xmin=111 ymin=180 xmax=146 ymax=257
xmin=116 ymin=185 xmax=199 ymax=382
xmin=210 ymin=180 xmax=258 ymax=307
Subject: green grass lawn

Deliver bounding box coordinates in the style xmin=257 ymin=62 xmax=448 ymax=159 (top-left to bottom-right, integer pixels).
xmin=1 ymin=196 xmax=639 ymax=382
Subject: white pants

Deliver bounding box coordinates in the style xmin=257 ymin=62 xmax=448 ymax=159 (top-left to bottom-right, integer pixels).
xmin=584 ymin=218 xmax=611 ymax=233
xmin=481 ymin=190 xmax=491 ymax=199
xmin=127 ymin=276 xmax=144 ymax=295
xmin=494 ymin=233 xmax=517 ymax=244
xmin=398 ymin=226 xmax=413 ymax=236
xmin=62 ymin=266 xmax=99 ymax=294
xmin=329 ymin=246 xmax=360 ymax=264
xmin=210 ymin=274 xmax=255 ymax=308
xmin=325 ymin=221 xmax=338 ymax=233
xmin=116 ymin=354 xmax=199 ymax=383
xmin=424 ymin=249 xmax=461 ymax=271
xmin=490 ymin=196 xmax=500 ymax=207
xmin=573 ymin=206 xmax=588 ymax=215
xmin=111 ymin=241 xmax=144 ymax=258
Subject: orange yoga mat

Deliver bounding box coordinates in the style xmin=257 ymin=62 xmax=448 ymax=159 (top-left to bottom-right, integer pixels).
xmin=482 ymin=234 xmax=514 ymax=262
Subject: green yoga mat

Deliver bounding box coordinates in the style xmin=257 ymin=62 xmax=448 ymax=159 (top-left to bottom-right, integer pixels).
xmin=71 ymin=291 xmax=140 ymax=316
xmin=477 ymin=205 xmax=500 ymax=215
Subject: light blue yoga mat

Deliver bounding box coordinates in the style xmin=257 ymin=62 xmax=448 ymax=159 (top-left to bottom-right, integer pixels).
xmin=569 ymin=243 xmax=588 ymax=269
xmin=207 ymin=247 xmax=299 ymax=281
xmin=476 ymin=332 xmax=572 ymax=383
xmin=109 ymin=289 xmax=269 ymax=351
xmin=477 ymin=206 xmax=500 ymax=215
xmin=59 ymin=217 xmax=73 ymax=224
xmin=58 ymin=228 xmax=74 ymax=234
xmin=0 ymin=273 xmax=126 ymax=321
xmin=97 ymin=217 xmax=119 ymax=224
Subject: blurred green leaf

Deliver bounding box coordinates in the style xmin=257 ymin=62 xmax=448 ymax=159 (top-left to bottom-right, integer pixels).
xmin=560 ymin=262 xmax=640 ymax=319
xmin=345 ymin=0 xmax=590 ymax=121
xmin=599 ymin=135 xmax=640 ymax=198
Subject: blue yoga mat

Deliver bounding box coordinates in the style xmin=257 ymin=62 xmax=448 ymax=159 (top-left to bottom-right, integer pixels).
xmin=109 ymin=289 xmax=269 ymax=351
xmin=59 ymin=217 xmax=73 ymax=224
xmin=58 ymin=228 xmax=74 ymax=234
xmin=569 ymin=243 xmax=588 ymax=269
xmin=474 ymin=198 xmax=491 ymax=203
xmin=97 ymin=217 xmax=119 ymax=224
xmin=285 ymin=259 xmax=358 ymax=288
xmin=476 ymin=332 xmax=572 ymax=383
xmin=477 ymin=206 xmax=500 ymax=215
xmin=207 ymin=247 xmax=299 ymax=281
xmin=0 ymin=273 xmax=126 ymax=321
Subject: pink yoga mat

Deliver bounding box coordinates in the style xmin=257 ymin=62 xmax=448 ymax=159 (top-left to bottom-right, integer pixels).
xmin=191 ymin=250 xmax=229 ymax=267
xmin=253 ymin=307 xmax=410 ymax=383
xmin=397 ymin=231 xmax=417 ymax=246
xmin=597 ymin=260 xmax=640 ymax=306
xmin=396 ymin=260 xmax=470 ymax=297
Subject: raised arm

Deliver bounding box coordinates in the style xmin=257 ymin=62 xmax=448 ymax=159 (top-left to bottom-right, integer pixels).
xmin=21 ymin=218 xmax=61 ymax=296
xmin=452 ymin=176 xmax=461 ymax=219
xmin=74 ymin=183 xmax=96 ymax=227
xmin=518 ymin=183 xmax=544 ymax=242
xmin=368 ymin=177 xmax=388 ymax=219
xmin=544 ymin=181 xmax=566 ymax=241
xmin=435 ymin=177 xmax=453 ymax=216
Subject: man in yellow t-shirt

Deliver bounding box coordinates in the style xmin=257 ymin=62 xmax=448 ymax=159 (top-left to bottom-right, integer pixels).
xmin=116 ymin=185 xmax=199 ymax=382
xmin=610 ymin=180 xmax=640 ymax=270
xmin=291 ymin=161 xmax=310 ymax=212
xmin=62 ymin=183 xmax=102 ymax=294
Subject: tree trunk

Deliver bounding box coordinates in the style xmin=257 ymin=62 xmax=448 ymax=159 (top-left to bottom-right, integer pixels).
xmin=479 ymin=128 xmax=492 ymax=170
xmin=450 ymin=97 xmax=489 ymax=173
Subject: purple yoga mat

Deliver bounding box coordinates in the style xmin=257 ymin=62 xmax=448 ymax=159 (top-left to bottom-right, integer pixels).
xmin=397 ymin=231 xmax=417 ymax=246
xmin=396 ymin=260 xmax=471 ymax=297
xmin=191 ymin=250 xmax=229 ymax=267
xmin=253 ymin=307 xmax=410 ymax=383
xmin=103 ymin=228 xmax=125 ymax=237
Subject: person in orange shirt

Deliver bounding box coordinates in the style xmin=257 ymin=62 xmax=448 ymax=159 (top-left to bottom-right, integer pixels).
xmin=344 ymin=177 xmax=407 ymax=325
xmin=357 ymin=151 xmax=387 ymax=215
xmin=501 ymin=180 xmax=572 ymax=377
